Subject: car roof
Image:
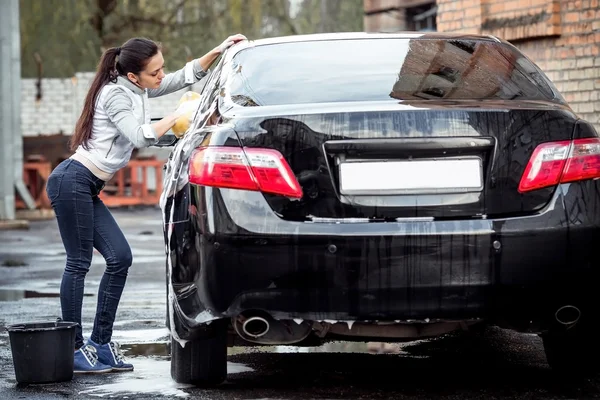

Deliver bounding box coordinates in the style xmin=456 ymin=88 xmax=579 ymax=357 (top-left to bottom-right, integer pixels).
xmin=224 ymin=31 xmax=503 ymax=61
xmin=246 ymin=31 xmax=501 ymax=47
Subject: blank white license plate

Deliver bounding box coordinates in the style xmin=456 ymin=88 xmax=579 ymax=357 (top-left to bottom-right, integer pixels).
xmin=339 ymin=158 xmax=482 ymax=195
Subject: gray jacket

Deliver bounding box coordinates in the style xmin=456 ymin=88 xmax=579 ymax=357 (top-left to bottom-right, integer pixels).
xmin=74 ymin=59 xmax=207 ymax=175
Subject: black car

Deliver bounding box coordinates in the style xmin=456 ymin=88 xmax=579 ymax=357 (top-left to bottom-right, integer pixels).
xmin=156 ymin=32 xmax=600 ymax=386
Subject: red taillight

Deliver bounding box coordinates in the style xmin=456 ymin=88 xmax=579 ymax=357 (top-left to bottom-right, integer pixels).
xmin=518 ymin=138 xmax=600 ymax=193
xmin=189 ymin=146 xmax=303 ymax=199
xmin=518 ymin=140 xmax=570 ymax=193
xmin=561 ymin=139 xmax=600 ymax=183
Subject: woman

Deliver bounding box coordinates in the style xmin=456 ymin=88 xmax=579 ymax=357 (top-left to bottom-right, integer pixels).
xmin=46 ymin=34 xmax=247 ymax=374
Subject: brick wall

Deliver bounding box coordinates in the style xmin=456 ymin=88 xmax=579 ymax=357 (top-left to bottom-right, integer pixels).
xmin=21 ymin=73 xmax=206 ymax=137
xmin=437 ymin=0 xmax=483 ymax=32
xmin=364 ymin=0 xmax=439 ymax=32
xmin=437 ymin=0 xmax=600 ymax=130
xmin=364 ymin=0 xmax=408 ymax=32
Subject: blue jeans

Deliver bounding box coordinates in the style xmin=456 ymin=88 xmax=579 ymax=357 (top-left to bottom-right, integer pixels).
xmin=46 ymin=159 xmax=132 ymax=349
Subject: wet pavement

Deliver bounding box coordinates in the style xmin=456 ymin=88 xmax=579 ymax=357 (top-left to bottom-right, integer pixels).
xmin=2 ymin=207 xmax=600 ymax=399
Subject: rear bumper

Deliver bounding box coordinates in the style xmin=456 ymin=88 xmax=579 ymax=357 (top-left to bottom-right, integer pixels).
xmin=168 ymin=181 xmax=600 ymax=335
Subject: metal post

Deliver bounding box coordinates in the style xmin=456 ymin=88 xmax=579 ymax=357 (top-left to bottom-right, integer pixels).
xmin=12 ymin=0 xmax=35 ymax=210
xmin=0 ymin=0 xmax=16 ymax=220
xmin=0 ymin=0 xmax=35 ymax=220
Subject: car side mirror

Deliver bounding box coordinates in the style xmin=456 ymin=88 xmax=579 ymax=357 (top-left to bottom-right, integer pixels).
xmin=150 ymin=118 xmax=178 ymax=147
xmin=153 ymin=132 xmax=178 ymax=147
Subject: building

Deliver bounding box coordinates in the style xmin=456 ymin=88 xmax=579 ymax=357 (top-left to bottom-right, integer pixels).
xmin=364 ymin=0 xmax=600 ymax=132
xmin=364 ymin=0 xmax=438 ymax=32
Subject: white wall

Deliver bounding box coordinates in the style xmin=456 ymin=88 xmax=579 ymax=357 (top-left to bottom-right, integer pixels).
xmin=21 ymin=72 xmax=205 ymax=137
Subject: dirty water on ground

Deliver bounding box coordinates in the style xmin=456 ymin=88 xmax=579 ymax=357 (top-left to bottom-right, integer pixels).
xmin=88 ymin=335 xmax=430 ymax=398
xmin=119 ymin=340 xmax=431 ymax=359
xmin=77 ymin=358 xmax=254 ymax=398
xmin=1 ymin=320 xmax=433 ymax=399
xmin=1 ymin=259 xmax=28 ymax=267
xmin=0 ymin=289 xmax=93 ymax=302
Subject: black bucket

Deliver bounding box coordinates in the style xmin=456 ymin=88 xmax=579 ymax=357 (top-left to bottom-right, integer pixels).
xmin=7 ymin=321 xmax=77 ymax=384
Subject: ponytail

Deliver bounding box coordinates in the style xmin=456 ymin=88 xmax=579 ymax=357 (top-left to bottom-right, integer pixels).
xmin=69 ymin=47 xmax=120 ymax=151
xmin=69 ymin=38 xmax=160 ymax=151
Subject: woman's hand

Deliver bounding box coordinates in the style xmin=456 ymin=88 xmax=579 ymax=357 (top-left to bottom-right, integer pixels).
xmin=217 ymin=34 xmax=248 ymax=54
xmin=198 ymin=34 xmax=248 ymax=72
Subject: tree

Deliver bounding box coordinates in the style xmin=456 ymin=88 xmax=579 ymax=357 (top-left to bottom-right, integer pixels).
xmin=20 ymin=0 xmax=102 ymax=77
xmin=20 ymin=0 xmax=364 ymax=78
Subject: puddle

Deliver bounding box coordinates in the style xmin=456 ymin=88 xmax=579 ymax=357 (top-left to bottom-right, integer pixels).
xmin=1 ymin=259 xmax=28 ymax=267
xmin=122 ymin=342 xmax=170 ymax=357
xmin=112 ymin=319 xmax=160 ymax=327
xmin=106 ymin=328 xmax=434 ymax=360
xmin=0 ymin=289 xmax=93 ymax=301
xmin=229 ymin=340 xmax=433 ymax=356
xmin=111 ymin=328 xmax=169 ymax=344
xmin=235 ymin=342 xmax=381 ymax=354
xmin=119 ymin=341 xmax=385 ymax=359
xmin=78 ymin=358 xmax=253 ymax=398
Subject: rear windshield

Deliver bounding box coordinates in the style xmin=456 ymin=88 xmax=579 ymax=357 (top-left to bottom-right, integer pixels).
xmin=226 ymin=38 xmax=560 ymax=106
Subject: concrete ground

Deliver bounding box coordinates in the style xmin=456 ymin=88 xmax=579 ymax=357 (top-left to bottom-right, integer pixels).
xmin=1 ymin=207 xmax=600 ymax=399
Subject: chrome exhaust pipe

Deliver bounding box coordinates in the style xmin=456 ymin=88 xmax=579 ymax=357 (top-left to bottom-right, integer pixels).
xmin=555 ymin=305 xmax=581 ymax=326
xmin=242 ymin=316 xmax=270 ymax=338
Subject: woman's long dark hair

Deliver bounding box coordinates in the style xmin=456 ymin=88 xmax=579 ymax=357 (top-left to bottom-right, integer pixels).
xmin=70 ymin=38 xmax=160 ymax=151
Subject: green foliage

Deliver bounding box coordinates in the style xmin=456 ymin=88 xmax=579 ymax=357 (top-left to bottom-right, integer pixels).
xmin=20 ymin=0 xmax=364 ymax=78
xmin=20 ymin=0 xmax=102 ymax=78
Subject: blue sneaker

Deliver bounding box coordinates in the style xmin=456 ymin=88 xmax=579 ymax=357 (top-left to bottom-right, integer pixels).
xmin=87 ymin=339 xmax=134 ymax=372
xmin=74 ymin=344 xmax=112 ymax=374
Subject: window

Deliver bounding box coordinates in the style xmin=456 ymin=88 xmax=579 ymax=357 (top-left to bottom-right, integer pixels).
xmin=406 ymin=3 xmax=437 ymax=32
xmin=224 ymin=38 xmax=563 ymax=107
xmin=363 ymin=0 xmax=437 ymax=32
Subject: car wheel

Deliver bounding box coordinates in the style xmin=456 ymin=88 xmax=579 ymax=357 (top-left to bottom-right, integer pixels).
xmin=542 ymin=323 xmax=600 ymax=376
xmin=170 ymin=324 xmax=227 ymax=386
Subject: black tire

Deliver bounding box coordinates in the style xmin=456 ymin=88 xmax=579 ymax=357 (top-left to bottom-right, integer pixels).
xmin=542 ymin=323 xmax=600 ymax=377
xmin=170 ymin=326 xmax=228 ymax=386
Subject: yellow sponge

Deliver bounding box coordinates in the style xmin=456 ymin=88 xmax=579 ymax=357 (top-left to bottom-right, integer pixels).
xmin=172 ymin=91 xmax=201 ymax=138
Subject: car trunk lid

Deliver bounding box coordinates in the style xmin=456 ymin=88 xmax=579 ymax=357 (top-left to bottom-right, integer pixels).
xmin=232 ymin=102 xmax=577 ymax=221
